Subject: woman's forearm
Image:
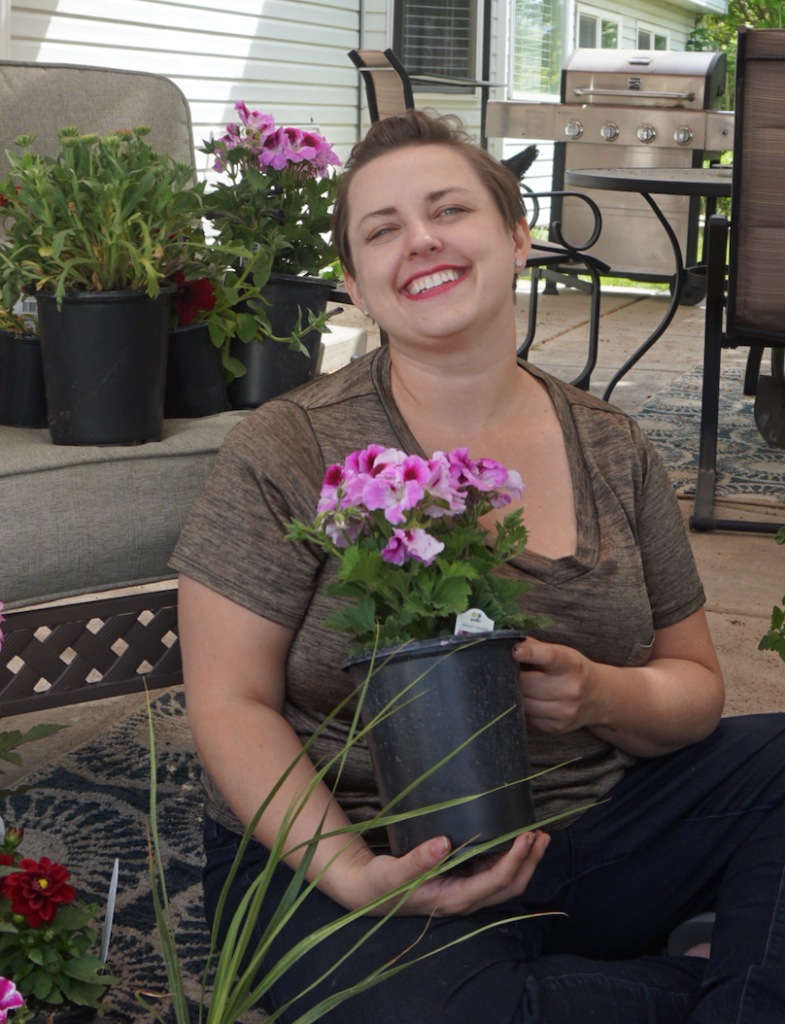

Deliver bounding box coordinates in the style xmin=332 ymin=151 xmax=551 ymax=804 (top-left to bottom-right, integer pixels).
xmin=584 ymin=656 xmax=724 ymax=756
xmin=515 ymin=607 xmax=725 ymax=758
xmin=187 ymin=689 xmax=377 ymax=907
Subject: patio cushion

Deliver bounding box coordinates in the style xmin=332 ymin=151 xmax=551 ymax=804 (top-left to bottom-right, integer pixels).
xmin=1 ymin=412 xmax=246 ymax=609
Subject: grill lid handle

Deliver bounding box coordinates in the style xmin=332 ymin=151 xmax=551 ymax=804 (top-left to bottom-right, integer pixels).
xmin=573 ymin=87 xmax=696 ymax=100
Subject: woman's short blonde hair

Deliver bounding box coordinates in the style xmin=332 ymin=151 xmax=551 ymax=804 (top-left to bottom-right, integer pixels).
xmin=332 ymin=110 xmax=525 ymax=278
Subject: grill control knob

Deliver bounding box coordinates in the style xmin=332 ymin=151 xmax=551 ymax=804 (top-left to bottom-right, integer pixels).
xmin=565 ymin=120 xmax=584 ymax=138
xmin=600 ymin=122 xmax=620 ymax=141
xmin=637 ymin=124 xmax=656 ymax=143
xmin=674 ymin=126 xmax=694 ymax=146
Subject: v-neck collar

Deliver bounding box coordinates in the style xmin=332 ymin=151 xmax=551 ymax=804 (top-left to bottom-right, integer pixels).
xmin=370 ymin=347 xmax=600 ymax=585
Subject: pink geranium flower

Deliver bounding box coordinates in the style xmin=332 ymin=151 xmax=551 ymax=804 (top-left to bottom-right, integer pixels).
xmin=317 ymin=464 xmax=346 ymax=514
xmin=424 ymin=453 xmax=467 ymax=518
xmin=234 ymin=102 xmax=275 ymax=135
xmin=0 ymin=977 xmax=23 ymax=1023
xmin=381 ymin=528 xmax=444 ymax=566
xmin=361 ymin=454 xmax=432 ymax=525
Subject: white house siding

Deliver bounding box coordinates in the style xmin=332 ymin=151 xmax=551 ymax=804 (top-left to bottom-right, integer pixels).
xmin=7 ymin=0 xmax=361 ymax=173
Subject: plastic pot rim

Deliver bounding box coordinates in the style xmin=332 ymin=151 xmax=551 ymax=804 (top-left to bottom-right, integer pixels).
xmin=341 ymin=629 xmax=528 ymax=672
xmin=35 ymin=284 xmax=177 ymax=304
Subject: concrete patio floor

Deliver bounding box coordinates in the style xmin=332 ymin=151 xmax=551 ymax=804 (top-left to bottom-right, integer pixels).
xmin=4 ymin=280 xmax=785 ymax=783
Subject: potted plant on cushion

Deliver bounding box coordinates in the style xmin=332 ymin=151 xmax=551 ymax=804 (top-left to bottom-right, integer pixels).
xmin=0 ymin=126 xmax=206 ymax=445
xmin=0 ymin=294 xmax=46 ymax=429
xmin=288 ymin=445 xmax=549 ymax=856
xmin=200 ymin=104 xmax=342 ymax=409
xmin=166 ymin=239 xmax=334 ymax=419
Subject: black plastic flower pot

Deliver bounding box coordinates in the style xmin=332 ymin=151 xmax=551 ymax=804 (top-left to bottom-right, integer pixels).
xmin=0 ymin=329 xmax=48 ymax=428
xmin=226 ymin=272 xmax=333 ymax=409
xmin=37 ymin=288 xmax=174 ymax=446
xmin=164 ymin=322 xmax=228 ymax=419
xmin=343 ymin=631 xmax=535 ymax=857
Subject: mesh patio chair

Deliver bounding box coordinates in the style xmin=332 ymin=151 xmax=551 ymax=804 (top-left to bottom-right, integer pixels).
xmin=690 ymin=26 xmax=785 ymax=534
xmin=348 ymin=48 xmax=609 ymax=390
xmin=0 ymin=60 xmax=201 ymax=713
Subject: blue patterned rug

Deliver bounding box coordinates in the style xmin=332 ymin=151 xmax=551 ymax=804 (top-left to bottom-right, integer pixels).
xmin=632 ymin=367 xmax=785 ymax=505
xmin=0 ymin=691 xmax=226 ymax=1023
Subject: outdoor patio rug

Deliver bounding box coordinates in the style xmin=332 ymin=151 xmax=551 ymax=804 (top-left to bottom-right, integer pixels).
xmin=632 ymin=366 xmax=785 ymax=506
xmin=0 ymin=689 xmax=248 ymax=1023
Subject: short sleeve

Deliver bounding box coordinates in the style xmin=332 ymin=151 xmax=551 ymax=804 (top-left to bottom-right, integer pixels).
xmin=169 ymin=400 xmax=327 ymax=628
xmin=635 ymin=426 xmax=705 ymax=630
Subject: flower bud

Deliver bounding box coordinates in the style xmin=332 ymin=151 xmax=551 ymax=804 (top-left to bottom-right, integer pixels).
xmin=4 ymin=829 xmax=23 ymax=850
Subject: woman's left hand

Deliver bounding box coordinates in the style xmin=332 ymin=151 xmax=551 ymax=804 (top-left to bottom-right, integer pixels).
xmin=511 ymin=610 xmax=726 ymax=757
xmin=513 ymin=638 xmax=602 ymax=734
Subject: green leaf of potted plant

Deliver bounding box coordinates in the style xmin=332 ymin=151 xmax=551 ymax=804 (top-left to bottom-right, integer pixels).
xmin=200 ymin=104 xmax=343 ymax=408
xmin=0 ymin=126 xmax=206 ymax=445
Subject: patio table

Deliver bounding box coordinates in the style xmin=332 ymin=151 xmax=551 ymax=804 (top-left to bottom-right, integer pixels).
xmin=564 ymin=166 xmax=732 ymax=401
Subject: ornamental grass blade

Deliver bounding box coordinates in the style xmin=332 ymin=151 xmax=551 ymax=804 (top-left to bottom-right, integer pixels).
xmin=141 ymin=695 xmax=190 ymax=1024
xmin=148 ymin=639 xmax=585 ymax=1024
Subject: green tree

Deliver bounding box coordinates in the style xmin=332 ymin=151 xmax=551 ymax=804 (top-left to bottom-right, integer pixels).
xmin=687 ymin=1 xmax=785 ymax=105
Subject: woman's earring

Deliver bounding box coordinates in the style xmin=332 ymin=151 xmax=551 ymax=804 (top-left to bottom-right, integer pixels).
xmin=514 ymin=259 xmax=524 ymax=269
xmin=363 ymin=309 xmax=370 ymax=317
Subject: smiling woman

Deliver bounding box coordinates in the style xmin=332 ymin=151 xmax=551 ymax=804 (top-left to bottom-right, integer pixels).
xmin=171 ymin=109 xmax=785 ymax=1024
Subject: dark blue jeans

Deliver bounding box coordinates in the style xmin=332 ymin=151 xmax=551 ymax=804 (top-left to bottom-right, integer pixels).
xmin=203 ymin=713 xmax=785 ymax=1023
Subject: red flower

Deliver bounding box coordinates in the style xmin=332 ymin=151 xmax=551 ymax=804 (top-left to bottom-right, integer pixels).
xmin=0 ymin=185 xmax=20 ymax=206
xmin=173 ymin=270 xmax=216 ymax=325
xmin=0 ymin=855 xmax=13 ymax=866
xmin=2 ymin=857 xmax=76 ymax=928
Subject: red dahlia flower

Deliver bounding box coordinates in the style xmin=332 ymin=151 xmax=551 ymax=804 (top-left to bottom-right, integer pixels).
xmin=174 ymin=271 xmax=216 ymax=325
xmin=3 ymin=856 xmax=76 ymax=928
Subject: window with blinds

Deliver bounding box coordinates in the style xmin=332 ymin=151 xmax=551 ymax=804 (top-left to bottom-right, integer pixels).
xmin=512 ymin=0 xmax=563 ymax=96
xmin=396 ymin=0 xmax=477 ymax=81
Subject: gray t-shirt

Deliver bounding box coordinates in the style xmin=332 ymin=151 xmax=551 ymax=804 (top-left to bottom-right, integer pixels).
xmin=171 ymin=348 xmax=705 ymax=837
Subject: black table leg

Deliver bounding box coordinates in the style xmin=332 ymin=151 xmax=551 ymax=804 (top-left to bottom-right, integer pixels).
xmin=602 ymin=192 xmax=684 ymax=402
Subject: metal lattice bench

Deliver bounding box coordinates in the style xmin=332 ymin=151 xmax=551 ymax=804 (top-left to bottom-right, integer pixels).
xmin=1 ymin=413 xmax=247 ymax=716
xmin=0 ymin=589 xmax=181 ymax=715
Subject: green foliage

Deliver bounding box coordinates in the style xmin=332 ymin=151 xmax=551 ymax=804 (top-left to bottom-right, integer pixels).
xmin=199 ymin=145 xmax=341 ymax=278
xmin=0 ymin=899 xmax=115 ymax=1009
xmin=687 ymin=1 xmax=785 ymax=107
xmin=0 ymin=127 xmax=204 ymax=307
xmin=759 ymin=525 xmax=785 ymax=661
xmin=289 ymin=505 xmax=548 ymax=652
xmin=0 ymin=724 xmax=65 ymax=799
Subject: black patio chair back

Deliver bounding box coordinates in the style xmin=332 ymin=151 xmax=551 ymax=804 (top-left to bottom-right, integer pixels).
xmin=348 ymin=48 xmax=608 ymax=391
xmin=691 ymin=26 xmax=785 ymax=533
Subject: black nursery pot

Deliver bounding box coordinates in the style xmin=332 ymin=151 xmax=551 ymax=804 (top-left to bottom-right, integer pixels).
xmin=343 ymin=631 xmax=535 ymax=857
xmin=37 ymin=288 xmax=173 ymax=446
xmin=165 ymin=322 xmax=228 ymax=418
xmin=0 ymin=329 xmax=48 ymax=428
xmin=226 ymin=272 xmax=333 ymax=409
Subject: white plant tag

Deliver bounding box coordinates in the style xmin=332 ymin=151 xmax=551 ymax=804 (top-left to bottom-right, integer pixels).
xmin=454 ymin=608 xmax=495 ymax=635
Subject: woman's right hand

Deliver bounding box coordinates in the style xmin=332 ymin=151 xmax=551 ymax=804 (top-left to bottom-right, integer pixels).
xmin=333 ymin=830 xmax=551 ymax=917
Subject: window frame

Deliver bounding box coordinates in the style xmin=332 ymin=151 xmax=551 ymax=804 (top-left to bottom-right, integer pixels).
xmin=636 ymin=22 xmax=669 ymax=51
xmin=393 ymin=0 xmax=479 ymax=93
xmin=575 ymin=4 xmax=620 ymax=50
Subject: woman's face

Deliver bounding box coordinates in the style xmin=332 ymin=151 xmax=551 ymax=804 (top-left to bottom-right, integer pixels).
xmin=343 ymin=144 xmax=530 ymax=351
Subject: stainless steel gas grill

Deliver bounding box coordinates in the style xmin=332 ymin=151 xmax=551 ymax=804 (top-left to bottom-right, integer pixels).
xmin=486 ymin=50 xmax=734 ymax=284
